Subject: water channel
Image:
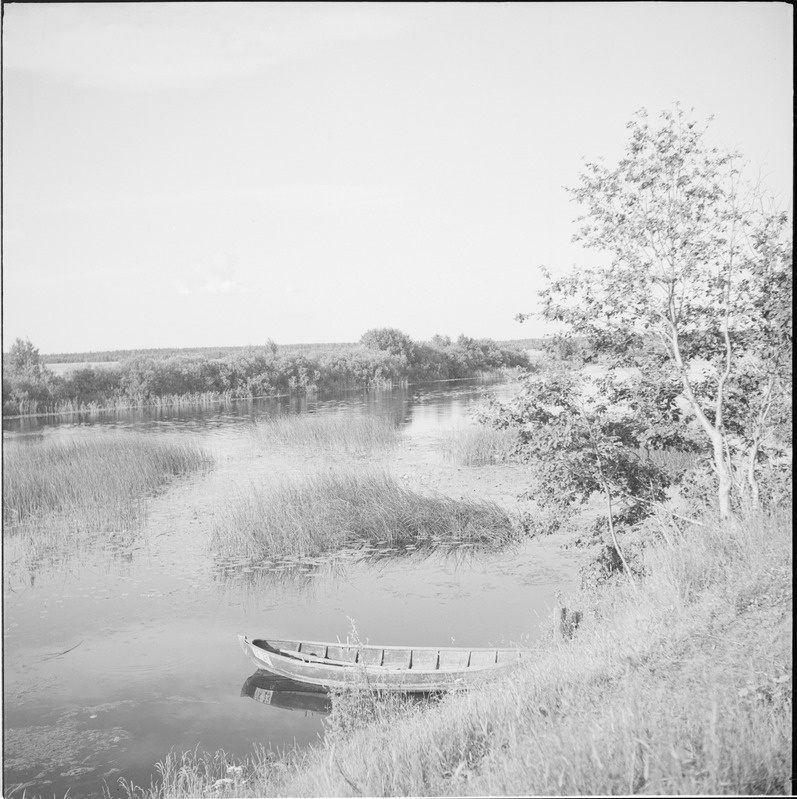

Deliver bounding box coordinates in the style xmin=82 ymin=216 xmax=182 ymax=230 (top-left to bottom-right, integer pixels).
xmin=3 ymin=379 xmax=579 ymax=798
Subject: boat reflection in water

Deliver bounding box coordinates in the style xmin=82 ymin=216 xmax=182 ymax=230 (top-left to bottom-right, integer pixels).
xmin=241 ymin=669 xmax=333 ymax=715
xmin=241 ymin=669 xmax=443 ymax=717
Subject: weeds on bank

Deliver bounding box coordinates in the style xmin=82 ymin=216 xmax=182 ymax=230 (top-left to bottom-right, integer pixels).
xmin=3 ymin=435 xmax=212 ymax=562
xmin=439 ymin=425 xmax=518 ymax=466
xmin=254 ymin=413 xmax=400 ymax=455
xmin=143 ymin=507 xmax=790 ymax=797
xmin=211 ymin=469 xmax=517 ymax=560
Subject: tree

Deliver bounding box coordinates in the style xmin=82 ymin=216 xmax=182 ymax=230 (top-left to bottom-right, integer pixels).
xmin=7 ymin=338 xmax=46 ymax=381
xmin=359 ymin=328 xmax=416 ymax=362
xmin=528 ymin=106 xmax=792 ymax=519
xmin=478 ymin=367 xmax=672 ymax=588
xmin=3 ymin=338 xmax=56 ymax=414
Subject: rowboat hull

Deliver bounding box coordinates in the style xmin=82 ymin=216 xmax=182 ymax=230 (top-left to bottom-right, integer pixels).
xmin=239 ymin=635 xmax=527 ymax=692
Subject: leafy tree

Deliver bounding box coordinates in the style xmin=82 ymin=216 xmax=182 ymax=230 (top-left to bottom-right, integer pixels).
xmin=359 ymin=328 xmax=416 ymax=362
xmin=528 ymin=106 xmax=792 ymax=519
xmin=7 ymin=338 xmax=46 ymax=381
xmin=478 ymin=366 xmax=672 ymax=588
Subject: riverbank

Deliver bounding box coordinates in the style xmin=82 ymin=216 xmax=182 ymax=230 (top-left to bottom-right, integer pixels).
xmin=127 ymin=506 xmax=792 ymax=797
xmin=3 ymin=335 xmax=530 ymax=418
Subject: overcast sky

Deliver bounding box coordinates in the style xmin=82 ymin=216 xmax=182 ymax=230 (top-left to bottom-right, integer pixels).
xmin=2 ymin=2 xmax=792 ymax=353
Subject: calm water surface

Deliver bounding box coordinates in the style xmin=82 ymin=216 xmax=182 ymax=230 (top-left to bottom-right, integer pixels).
xmin=3 ymin=380 xmax=577 ymax=798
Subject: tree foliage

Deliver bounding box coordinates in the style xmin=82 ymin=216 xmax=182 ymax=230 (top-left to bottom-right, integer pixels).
xmin=527 ymin=106 xmax=792 ymax=518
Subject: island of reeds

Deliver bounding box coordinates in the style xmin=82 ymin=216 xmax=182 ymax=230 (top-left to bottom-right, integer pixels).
xmin=3 ymin=434 xmax=212 ymax=564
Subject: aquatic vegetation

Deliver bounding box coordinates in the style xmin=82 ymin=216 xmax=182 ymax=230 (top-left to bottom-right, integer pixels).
xmin=211 ymin=469 xmax=518 ymax=559
xmin=3 ymin=434 xmax=212 ymax=563
xmin=254 ymin=413 xmax=400 ymax=455
xmin=3 ymin=333 xmax=530 ymax=417
xmin=139 ymin=507 xmax=791 ymax=797
xmin=439 ymin=424 xmax=518 ymax=466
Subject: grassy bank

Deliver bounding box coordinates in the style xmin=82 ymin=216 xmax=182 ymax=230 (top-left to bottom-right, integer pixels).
xmin=133 ymin=507 xmax=790 ymax=796
xmin=211 ymin=469 xmax=518 ymax=560
xmin=254 ymin=414 xmax=400 ymax=455
xmin=3 ymin=434 xmax=212 ymax=561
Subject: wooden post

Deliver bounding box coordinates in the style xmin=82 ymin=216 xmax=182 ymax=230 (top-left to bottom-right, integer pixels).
xmin=553 ymin=607 xmax=582 ymax=641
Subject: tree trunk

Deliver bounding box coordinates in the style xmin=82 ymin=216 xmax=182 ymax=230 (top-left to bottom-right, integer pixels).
xmin=745 ymin=443 xmax=761 ymax=508
xmin=712 ymin=433 xmax=734 ymax=520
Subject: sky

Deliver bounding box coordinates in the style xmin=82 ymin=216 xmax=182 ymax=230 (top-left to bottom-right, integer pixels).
xmin=1 ymin=2 xmax=793 ymax=354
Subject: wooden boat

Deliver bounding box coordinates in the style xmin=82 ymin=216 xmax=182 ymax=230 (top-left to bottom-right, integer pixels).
xmin=239 ymin=635 xmax=528 ymax=692
xmin=241 ymin=669 xmax=332 ymax=715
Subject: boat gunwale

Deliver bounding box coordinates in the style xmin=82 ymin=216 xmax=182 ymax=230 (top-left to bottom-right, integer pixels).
xmin=246 ymin=636 xmax=528 ymax=671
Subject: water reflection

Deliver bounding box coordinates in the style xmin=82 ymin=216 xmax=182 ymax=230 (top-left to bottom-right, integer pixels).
xmin=240 ymin=670 xmax=443 ymax=718
xmin=213 ymin=539 xmax=521 ymax=595
xmin=241 ymin=670 xmax=332 ymax=715
xmin=1 ymin=378 xmax=510 ymax=441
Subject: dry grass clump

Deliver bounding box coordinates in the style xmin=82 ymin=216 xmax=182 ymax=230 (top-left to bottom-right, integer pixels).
xmin=439 ymin=425 xmax=518 ymax=466
xmin=3 ymin=434 xmax=212 ymax=561
xmin=254 ymin=413 xmax=400 ymax=455
xmin=139 ymin=507 xmax=790 ymax=797
xmin=211 ymin=469 xmax=517 ymax=560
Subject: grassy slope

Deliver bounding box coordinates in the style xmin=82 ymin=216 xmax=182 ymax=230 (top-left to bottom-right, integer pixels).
xmin=142 ymin=508 xmax=791 ymax=797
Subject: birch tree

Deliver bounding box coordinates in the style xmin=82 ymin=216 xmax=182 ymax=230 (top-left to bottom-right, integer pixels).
xmin=533 ymin=106 xmax=792 ymax=519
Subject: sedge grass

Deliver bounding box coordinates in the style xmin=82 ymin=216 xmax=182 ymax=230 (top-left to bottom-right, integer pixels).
xmin=254 ymin=413 xmax=399 ymax=455
xmin=439 ymin=424 xmax=518 ymax=466
xmin=3 ymin=435 xmax=212 ymax=562
xmin=138 ymin=506 xmax=790 ymax=797
xmin=211 ymin=469 xmax=517 ymax=560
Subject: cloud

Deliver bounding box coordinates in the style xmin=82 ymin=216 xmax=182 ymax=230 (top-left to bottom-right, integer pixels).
xmin=3 ymin=3 xmax=422 ymax=90
xmin=175 ymin=273 xmax=242 ymax=296
xmin=175 ymin=251 xmax=245 ymax=296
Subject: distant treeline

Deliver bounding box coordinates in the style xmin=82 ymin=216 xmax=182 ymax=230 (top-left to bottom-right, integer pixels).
xmin=40 ymin=337 xmax=548 ymax=364
xmin=3 ymin=329 xmax=531 ymax=417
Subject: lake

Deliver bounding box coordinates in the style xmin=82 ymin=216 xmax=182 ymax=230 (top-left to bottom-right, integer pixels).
xmin=2 ymin=378 xmax=579 ymax=798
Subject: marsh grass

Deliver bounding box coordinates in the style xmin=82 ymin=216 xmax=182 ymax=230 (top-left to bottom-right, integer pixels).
xmin=3 ymin=435 xmax=212 ymax=562
xmin=211 ymin=469 xmax=517 ymax=560
xmin=439 ymin=424 xmax=518 ymax=466
xmin=140 ymin=507 xmax=790 ymax=797
xmin=254 ymin=413 xmax=400 ymax=455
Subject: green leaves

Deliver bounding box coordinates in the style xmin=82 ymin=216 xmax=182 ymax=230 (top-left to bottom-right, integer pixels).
xmin=527 ymin=104 xmax=792 ymax=516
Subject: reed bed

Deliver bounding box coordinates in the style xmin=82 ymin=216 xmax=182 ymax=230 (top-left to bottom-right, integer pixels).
xmin=211 ymin=469 xmax=517 ymax=560
xmin=133 ymin=507 xmax=790 ymax=797
xmin=254 ymin=413 xmax=400 ymax=455
xmin=3 ymin=435 xmax=212 ymax=558
xmin=439 ymin=424 xmax=518 ymax=466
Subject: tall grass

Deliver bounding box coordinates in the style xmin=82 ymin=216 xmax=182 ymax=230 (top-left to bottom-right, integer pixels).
xmin=439 ymin=425 xmax=518 ymax=466
xmin=3 ymin=435 xmax=212 ymax=561
xmin=254 ymin=414 xmax=400 ymax=455
xmin=211 ymin=469 xmax=517 ymax=560
xmin=134 ymin=506 xmax=790 ymax=797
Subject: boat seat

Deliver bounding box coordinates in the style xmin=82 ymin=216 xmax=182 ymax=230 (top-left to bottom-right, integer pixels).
xmin=409 ymin=650 xmax=439 ymax=670
xmin=382 ymin=649 xmax=412 ymax=669
xmin=326 ymin=645 xmax=358 ymax=663
xmin=468 ymin=650 xmax=498 ymax=668
xmin=438 ymin=650 xmax=470 ymax=670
